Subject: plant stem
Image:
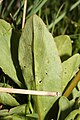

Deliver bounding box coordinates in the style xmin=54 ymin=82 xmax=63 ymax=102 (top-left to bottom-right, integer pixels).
xmin=63 ymin=70 xmax=80 ymax=97
xmin=22 ymin=0 xmax=27 ymax=29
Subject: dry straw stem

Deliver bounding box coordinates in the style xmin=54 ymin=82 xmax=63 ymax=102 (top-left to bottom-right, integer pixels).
xmin=63 ymin=70 xmax=80 ymax=97
xmin=0 ymin=0 xmax=3 ymax=5
xmin=22 ymin=0 xmax=27 ymax=29
xmin=0 ymin=87 xmax=60 ymax=97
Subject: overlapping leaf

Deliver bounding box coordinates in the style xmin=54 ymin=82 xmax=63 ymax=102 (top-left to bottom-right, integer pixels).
xmin=19 ymin=15 xmax=62 ymax=120
xmin=0 ymin=105 xmax=38 ymax=120
xmin=54 ymin=35 xmax=72 ymax=58
xmin=62 ymin=54 xmax=80 ymax=92
xmin=65 ymin=109 xmax=80 ymax=120
xmin=58 ymin=96 xmax=73 ymax=120
xmin=19 ymin=16 xmax=34 ymax=89
xmin=0 ymin=93 xmax=19 ymax=106
xmin=0 ymin=19 xmax=22 ymax=87
xmin=0 ymin=115 xmax=27 ymax=120
xmin=0 ymin=15 xmax=80 ymax=120
xmin=33 ymin=15 xmax=62 ymax=119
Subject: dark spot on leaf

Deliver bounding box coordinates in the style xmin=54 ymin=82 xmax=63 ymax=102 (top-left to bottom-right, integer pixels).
xmin=46 ymin=72 xmax=48 ymax=75
xmin=24 ymin=65 xmax=26 ymax=68
xmin=38 ymin=80 xmax=42 ymax=84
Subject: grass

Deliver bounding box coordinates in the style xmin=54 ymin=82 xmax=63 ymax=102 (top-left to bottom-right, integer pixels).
xmin=0 ymin=0 xmax=80 ymax=62
xmin=0 ymin=0 xmax=80 ymax=35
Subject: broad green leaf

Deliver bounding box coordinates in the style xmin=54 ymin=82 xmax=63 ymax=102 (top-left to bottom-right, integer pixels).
xmin=0 ymin=19 xmax=22 ymax=87
xmin=62 ymin=54 xmax=80 ymax=92
xmin=0 ymin=93 xmax=19 ymax=106
xmin=10 ymin=104 xmax=38 ymax=119
xmin=9 ymin=104 xmax=27 ymax=115
xmin=65 ymin=109 xmax=80 ymax=120
xmin=0 ymin=113 xmax=38 ymax=120
xmin=19 ymin=15 xmax=62 ymax=120
xmin=33 ymin=15 xmax=62 ymax=120
xmin=26 ymin=113 xmax=38 ymax=119
xmin=57 ymin=96 xmax=72 ymax=120
xmin=71 ymin=88 xmax=80 ymax=99
xmin=12 ymin=115 xmax=27 ymax=120
xmin=0 ymin=115 xmax=27 ymax=120
xmin=0 ymin=110 xmax=9 ymax=116
xmin=0 ymin=116 xmax=12 ymax=120
xmin=0 ymin=105 xmax=38 ymax=119
xmin=54 ymin=35 xmax=72 ymax=60
xmin=19 ymin=16 xmax=34 ymax=89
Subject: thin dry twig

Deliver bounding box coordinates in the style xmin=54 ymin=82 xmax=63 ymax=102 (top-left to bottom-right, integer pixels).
xmin=22 ymin=0 xmax=27 ymax=29
xmin=0 ymin=87 xmax=60 ymax=97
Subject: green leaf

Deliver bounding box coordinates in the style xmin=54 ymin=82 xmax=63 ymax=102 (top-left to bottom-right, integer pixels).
xmin=19 ymin=15 xmax=62 ymax=120
xmin=26 ymin=113 xmax=38 ymax=119
xmin=54 ymin=35 xmax=72 ymax=60
xmin=0 ymin=116 xmax=12 ymax=120
xmin=0 ymin=19 xmax=22 ymax=87
xmin=57 ymin=96 xmax=72 ymax=120
xmin=0 ymin=109 xmax=9 ymax=116
xmin=76 ymin=115 xmax=80 ymax=120
xmin=10 ymin=104 xmax=38 ymax=119
xmin=71 ymin=88 xmax=80 ymax=100
xmin=62 ymin=54 xmax=80 ymax=92
xmin=0 ymin=115 xmax=27 ymax=120
xmin=9 ymin=104 xmax=27 ymax=115
xmin=12 ymin=115 xmax=27 ymax=120
xmin=33 ymin=15 xmax=62 ymax=120
xmin=19 ymin=16 xmax=34 ymax=89
xmin=0 ymin=105 xmax=38 ymax=119
xmin=0 ymin=93 xmax=19 ymax=106
xmin=65 ymin=109 xmax=80 ymax=120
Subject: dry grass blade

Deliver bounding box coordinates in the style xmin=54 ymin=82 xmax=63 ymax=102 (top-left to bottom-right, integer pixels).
xmin=22 ymin=0 xmax=27 ymax=29
xmin=0 ymin=87 xmax=60 ymax=97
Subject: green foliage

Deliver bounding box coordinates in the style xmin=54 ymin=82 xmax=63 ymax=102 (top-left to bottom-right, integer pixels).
xmin=0 ymin=19 xmax=22 ymax=87
xmin=62 ymin=54 xmax=80 ymax=92
xmin=32 ymin=15 xmax=62 ymax=119
xmin=19 ymin=16 xmax=34 ymax=90
xmin=65 ymin=109 xmax=80 ymax=120
xmin=0 ymin=93 xmax=19 ymax=106
xmin=57 ymin=96 xmax=73 ymax=120
xmin=0 ymin=14 xmax=80 ymax=120
xmin=54 ymin=35 xmax=72 ymax=58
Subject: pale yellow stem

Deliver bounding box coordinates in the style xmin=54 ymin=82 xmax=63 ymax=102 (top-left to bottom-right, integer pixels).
xmin=22 ymin=0 xmax=27 ymax=29
xmin=0 ymin=87 xmax=60 ymax=97
xmin=63 ymin=70 xmax=80 ymax=97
